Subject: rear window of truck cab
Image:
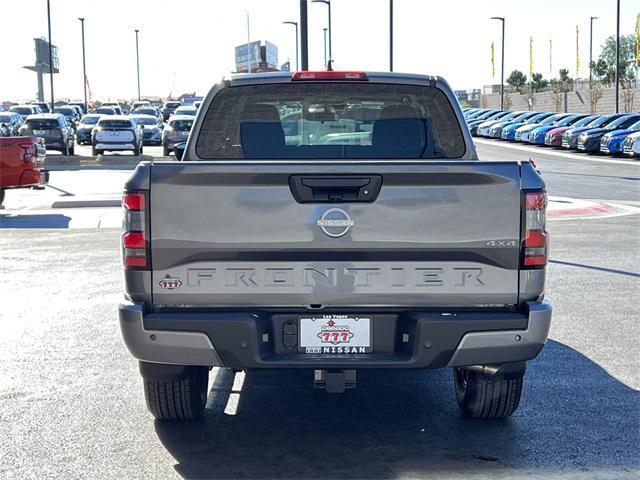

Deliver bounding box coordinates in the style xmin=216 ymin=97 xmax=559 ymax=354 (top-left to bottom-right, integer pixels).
xmin=195 ymin=83 xmax=466 ymax=159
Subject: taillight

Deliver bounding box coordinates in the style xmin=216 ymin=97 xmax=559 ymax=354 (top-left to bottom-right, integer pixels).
xmin=122 ymin=192 xmax=149 ymax=269
xmin=19 ymin=142 xmax=35 ymax=163
xmin=291 ymin=71 xmax=368 ymax=81
xmin=522 ymin=191 xmax=548 ymax=268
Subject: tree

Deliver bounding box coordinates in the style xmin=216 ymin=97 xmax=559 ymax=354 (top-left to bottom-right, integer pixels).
xmin=590 ymin=34 xmax=637 ymax=87
xmin=506 ymin=70 xmax=527 ymax=93
xmin=586 ymin=81 xmax=604 ymax=114
xmin=530 ymin=73 xmax=549 ymax=92
xmin=550 ymin=69 xmax=573 ymax=112
xmin=558 ymin=69 xmax=573 ymax=84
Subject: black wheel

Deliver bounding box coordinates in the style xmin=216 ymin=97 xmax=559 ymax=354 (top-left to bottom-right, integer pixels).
xmin=163 ymin=145 xmax=170 ymax=156
xmin=453 ymin=368 xmax=523 ymax=419
xmin=91 ymin=145 xmax=98 ymax=156
xmin=143 ymin=366 xmax=209 ymax=420
xmin=139 ymin=144 xmax=144 ymax=154
xmin=62 ymin=142 xmax=69 ymax=156
xmin=69 ymin=144 xmax=75 ymax=155
xmin=133 ymin=145 xmax=141 ymax=156
xmin=0 ymin=188 xmax=5 ymax=208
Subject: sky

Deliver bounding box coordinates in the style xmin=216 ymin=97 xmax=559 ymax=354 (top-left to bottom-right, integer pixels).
xmin=0 ymin=0 xmax=637 ymax=102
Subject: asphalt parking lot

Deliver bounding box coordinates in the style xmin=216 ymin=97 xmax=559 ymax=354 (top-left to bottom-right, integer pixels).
xmin=1 ymin=142 xmax=638 ymax=479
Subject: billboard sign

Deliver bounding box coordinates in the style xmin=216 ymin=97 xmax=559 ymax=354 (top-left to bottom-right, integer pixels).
xmin=235 ymin=41 xmax=261 ymax=71
xmin=264 ymin=41 xmax=278 ymax=68
xmin=34 ymin=38 xmax=59 ymax=72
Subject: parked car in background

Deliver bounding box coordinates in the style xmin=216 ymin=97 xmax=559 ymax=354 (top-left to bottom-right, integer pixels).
xmin=161 ymin=101 xmax=181 ymax=121
xmin=132 ymin=114 xmax=163 ymax=145
xmin=54 ymin=106 xmax=80 ymax=128
xmin=0 ymin=112 xmax=25 ymax=135
xmin=528 ymin=114 xmax=589 ymax=145
xmin=162 ymin=114 xmax=193 ymax=155
xmin=484 ymin=111 xmax=535 ymax=138
xmin=75 ymin=113 xmax=102 ymax=145
xmin=68 ymin=102 xmax=87 ymax=114
xmin=467 ymin=110 xmax=510 ymax=136
xmin=131 ymin=100 xmax=151 ymax=111
xmin=31 ymin=101 xmax=51 ymax=113
xmin=132 ymin=106 xmax=162 ymax=123
xmin=514 ymin=113 xmax=568 ymax=142
xmin=0 ymin=136 xmax=47 ymax=208
xmin=101 ymin=102 xmax=124 ymax=115
xmin=69 ymin=105 xmax=84 ymax=120
xmin=599 ymin=119 xmax=640 ymax=155
xmin=561 ymin=114 xmax=625 ymax=149
xmin=577 ymin=114 xmax=640 ymax=153
xmin=504 ymin=112 xmax=552 ymax=141
xmin=622 ymin=131 xmax=640 ymax=157
xmin=173 ymin=105 xmax=198 ymax=117
xmin=544 ymin=115 xmax=598 ymax=147
xmin=193 ymin=100 xmax=202 ymax=109
xmin=18 ymin=113 xmax=75 ymax=154
xmin=92 ymin=106 xmax=118 ymax=116
xmin=91 ymin=116 xmax=143 ymax=155
xmin=10 ymin=104 xmax=42 ymax=117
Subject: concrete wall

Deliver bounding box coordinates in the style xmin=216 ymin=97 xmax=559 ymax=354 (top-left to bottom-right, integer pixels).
xmin=481 ymin=87 xmax=640 ymax=114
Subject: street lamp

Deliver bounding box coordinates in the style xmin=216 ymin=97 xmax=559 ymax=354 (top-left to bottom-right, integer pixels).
xmin=245 ymin=11 xmax=252 ymax=74
xmin=589 ymin=16 xmax=598 ymax=86
xmin=46 ymin=0 xmax=55 ymax=112
xmin=615 ymin=0 xmax=620 ymax=113
xmin=283 ymin=21 xmax=299 ymax=71
xmin=389 ymin=0 xmax=393 ymax=71
xmin=490 ymin=16 xmax=505 ymax=110
xmin=312 ymin=0 xmax=332 ymax=65
xmin=323 ymin=27 xmax=327 ymax=68
xmin=79 ymin=18 xmax=87 ymax=111
xmin=134 ymin=29 xmax=141 ymax=100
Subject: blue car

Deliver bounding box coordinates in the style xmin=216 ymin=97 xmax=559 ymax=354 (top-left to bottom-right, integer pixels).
xmin=481 ymin=111 xmax=532 ymax=138
xmin=599 ymin=119 xmax=640 ymax=154
xmin=467 ymin=110 xmax=511 ymax=136
xmin=500 ymin=112 xmax=550 ymax=141
xmin=514 ymin=113 xmax=570 ymax=142
xmin=526 ymin=114 xmax=589 ymax=145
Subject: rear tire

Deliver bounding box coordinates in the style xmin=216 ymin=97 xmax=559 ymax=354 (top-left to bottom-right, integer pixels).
xmin=143 ymin=366 xmax=209 ymax=420
xmin=91 ymin=146 xmax=98 ymax=156
xmin=453 ymin=368 xmax=523 ymax=419
xmin=0 ymin=188 xmax=5 ymax=208
xmin=134 ymin=145 xmax=141 ymax=156
xmin=163 ymin=145 xmax=170 ymax=156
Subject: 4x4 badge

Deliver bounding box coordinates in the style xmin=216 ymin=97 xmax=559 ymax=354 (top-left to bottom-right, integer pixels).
xmin=159 ymin=274 xmax=182 ymax=290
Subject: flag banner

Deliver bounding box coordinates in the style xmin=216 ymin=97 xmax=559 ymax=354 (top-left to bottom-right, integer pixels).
xmin=576 ymin=25 xmax=580 ymax=77
xmin=635 ymin=13 xmax=639 ymax=63
xmin=529 ymin=37 xmax=533 ymax=79
xmin=491 ymin=42 xmax=495 ymax=78
xmin=549 ymin=39 xmax=553 ymax=78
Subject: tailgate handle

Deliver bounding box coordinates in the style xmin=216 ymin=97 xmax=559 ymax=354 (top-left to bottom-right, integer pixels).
xmin=289 ymin=175 xmax=382 ymax=203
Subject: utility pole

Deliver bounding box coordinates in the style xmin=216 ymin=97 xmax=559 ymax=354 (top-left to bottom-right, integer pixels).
xmin=134 ymin=29 xmax=141 ymax=100
xmin=46 ymin=0 xmax=55 ymax=112
xmin=283 ymin=21 xmax=299 ymax=71
xmin=300 ymin=0 xmax=308 ymax=70
xmin=589 ymin=16 xmax=598 ymax=86
xmin=491 ymin=17 xmax=505 ymax=110
xmin=615 ymin=0 xmax=620 ymax=113
xmin=79 ymin=18 xmax=87 ymax=111
xmin=389 ymin=0 xmax=393 ymax=71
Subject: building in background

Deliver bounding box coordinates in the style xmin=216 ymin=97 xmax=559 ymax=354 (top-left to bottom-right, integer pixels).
xmin=234 ymin=40 xmax=279 ymax=73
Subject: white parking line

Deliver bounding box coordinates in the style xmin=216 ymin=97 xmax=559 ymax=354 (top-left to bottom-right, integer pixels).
xmin=474 ymin=138 xmax=640 ymax=166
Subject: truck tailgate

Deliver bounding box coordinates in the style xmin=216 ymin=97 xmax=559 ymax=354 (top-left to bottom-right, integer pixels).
xmin=149 ymin=161 xmax=522 ymax=308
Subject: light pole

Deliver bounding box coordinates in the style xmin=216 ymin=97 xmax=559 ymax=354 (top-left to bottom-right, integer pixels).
xmin=491 ymin=16 xmax=505 ymax=110
xmin=134 ymin=29 xmax=140 ymax=100
xmin=323 ymin=28 xmax=327 ymax=68
xmin=46 ymin=0 xmax=55 ymax=112
xmin=389 ymin=0 xmax=393 ymax=71
xmin=300 ymin=0 xmax=309 ymax=70
xmin=246 ymin=11 xmax=252 ymax=74
xmin=79 ymin=18 xmax=87 ymax=111
xmin=589 ymin=16 xmax=598 ymax=86
xmin=283 ymin=21 xmax=299 ymax=71
xmin=615 ymin=0 xmax=620 ymax=113
xmin=312 ymin=0 xmax=332 ymax=64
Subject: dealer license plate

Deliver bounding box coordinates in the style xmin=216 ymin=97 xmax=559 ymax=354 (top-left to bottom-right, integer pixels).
xmin=299 ymin=315 xmax=371 ymax=354
xmin=33 ymin=130 xmax=47 ymax=135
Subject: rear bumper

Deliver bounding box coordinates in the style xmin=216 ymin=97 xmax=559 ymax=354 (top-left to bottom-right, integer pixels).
xmin=119 ymin=300 xmax=552 ymax=369
xmin=95 ymin=142 xmax=135 ymax=150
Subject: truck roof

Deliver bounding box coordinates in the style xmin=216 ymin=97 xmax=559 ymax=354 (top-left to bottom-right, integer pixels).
xmin=227 ymin=71 xmax=439 ymax=88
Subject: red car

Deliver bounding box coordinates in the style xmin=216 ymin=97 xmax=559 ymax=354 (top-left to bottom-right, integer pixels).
xmin=0 ymin=136 xmax=48 ymax=207
xmin=543 ymin=115 xmax=598 ymax=147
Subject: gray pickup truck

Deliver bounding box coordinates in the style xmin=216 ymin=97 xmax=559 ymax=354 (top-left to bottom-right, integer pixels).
xmin=119 ymin=71 xmax=551 ymax=421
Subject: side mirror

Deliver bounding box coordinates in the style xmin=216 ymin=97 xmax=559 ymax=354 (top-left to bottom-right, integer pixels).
xmin=174 ymin=143 xmax=186 ymax=161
